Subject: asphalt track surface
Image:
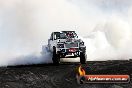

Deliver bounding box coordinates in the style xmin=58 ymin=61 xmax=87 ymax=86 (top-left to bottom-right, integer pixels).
xmin=0 ymin=60 xmax=132 ymax=88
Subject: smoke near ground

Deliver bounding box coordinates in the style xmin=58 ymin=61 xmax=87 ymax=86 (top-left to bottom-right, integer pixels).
xmin=82 ymin=18 xmax=132 ymax=61
xmin=0 ymin=0 xmax=132 ymax=66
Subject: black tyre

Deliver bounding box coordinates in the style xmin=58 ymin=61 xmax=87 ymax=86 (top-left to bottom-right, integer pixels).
xmin=52 ymin=46 xmax=60 ymax=65
xmin=80 ymin=52 xmax=86 ymax=64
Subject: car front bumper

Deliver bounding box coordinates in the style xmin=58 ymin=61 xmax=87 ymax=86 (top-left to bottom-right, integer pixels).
xmin=57 ymin=46 xmax=86 ymax=55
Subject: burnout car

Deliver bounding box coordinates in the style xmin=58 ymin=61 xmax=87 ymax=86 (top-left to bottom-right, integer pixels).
xmin=47 ymin=31 xmax=87 ymax=65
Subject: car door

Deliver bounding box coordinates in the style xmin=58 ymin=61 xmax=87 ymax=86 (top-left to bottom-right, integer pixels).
xmin=49 ymin=32 xmax=58 ymax=52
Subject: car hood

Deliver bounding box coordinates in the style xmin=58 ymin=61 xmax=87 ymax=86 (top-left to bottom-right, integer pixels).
xmin=57 ymin=38 xmax=82 ymax=43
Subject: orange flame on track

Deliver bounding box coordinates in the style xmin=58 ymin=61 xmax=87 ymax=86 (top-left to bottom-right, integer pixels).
xmin=78 ymin=65 xmax=86 ymax=76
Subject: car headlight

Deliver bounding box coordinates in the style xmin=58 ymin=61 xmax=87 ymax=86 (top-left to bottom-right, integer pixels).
xmin=57 ymin=44 xmax=64 ymax=48
xmin=80 ymin=42 xmax=84 ymax=46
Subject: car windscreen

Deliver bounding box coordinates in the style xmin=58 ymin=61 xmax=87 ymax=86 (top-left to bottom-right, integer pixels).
xmin=55 ymin=32 xmax=77 ymax=39
xmin=63 ymin=31 xmax=77 ymax=38
xmin=60 ymin=33 xmax=67 ymax=39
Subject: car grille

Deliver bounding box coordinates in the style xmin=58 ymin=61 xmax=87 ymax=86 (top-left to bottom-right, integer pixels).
xmin=65 ymin=43 xmax=78 ymax=48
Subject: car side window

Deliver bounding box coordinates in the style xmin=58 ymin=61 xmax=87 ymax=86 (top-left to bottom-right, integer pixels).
xmin=54 ymin=33 xmax=58 ymax=40
xmin=54 ymin=34 xmax=57 ymax=40
xmin=50 ymin=33 xmax=53 ymax=40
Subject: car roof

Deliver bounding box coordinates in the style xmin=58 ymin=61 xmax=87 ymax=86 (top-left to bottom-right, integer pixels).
xmin=53 ymin=31 xmax=75 ymax=33
xmin=53 ymin=31 xmax=76 ymax=34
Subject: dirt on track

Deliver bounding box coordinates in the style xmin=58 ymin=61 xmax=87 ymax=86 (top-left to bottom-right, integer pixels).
xmin=0 ymin=60 xmax=132 ymax=88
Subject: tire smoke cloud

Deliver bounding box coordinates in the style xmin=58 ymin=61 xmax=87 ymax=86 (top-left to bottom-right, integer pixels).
xmin=0 ymin=0 xmax=132 ymax=66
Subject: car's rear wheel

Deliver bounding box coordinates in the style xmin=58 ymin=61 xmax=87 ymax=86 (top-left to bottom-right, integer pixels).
xmin=80 ymin=52 xmax=86 ymax=64
xmin=52 ymin=46 xmax=60 ymax=65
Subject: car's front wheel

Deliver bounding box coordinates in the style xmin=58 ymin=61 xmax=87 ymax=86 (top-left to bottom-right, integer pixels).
xmin=80 ymin=52 xmax=86 ymax=64
xmin=52 ymin=46 xmax=60 ymax=65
